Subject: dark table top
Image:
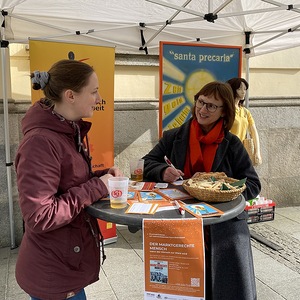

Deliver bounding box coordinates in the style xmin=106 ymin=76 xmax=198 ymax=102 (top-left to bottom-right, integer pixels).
xmin=86 ymin=194 xmax=246 ymax=232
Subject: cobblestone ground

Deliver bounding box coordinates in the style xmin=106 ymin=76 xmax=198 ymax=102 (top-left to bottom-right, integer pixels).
xmin=250 ymin=223 xmax=300 ymax=274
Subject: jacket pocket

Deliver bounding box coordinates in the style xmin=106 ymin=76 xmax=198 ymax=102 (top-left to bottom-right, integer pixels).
xmin=65 ymin=227 xmax=84 ymax=270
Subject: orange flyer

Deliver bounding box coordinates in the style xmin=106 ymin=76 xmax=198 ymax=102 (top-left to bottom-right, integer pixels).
xmin=143 ymin=219 xmax=205 ymax=300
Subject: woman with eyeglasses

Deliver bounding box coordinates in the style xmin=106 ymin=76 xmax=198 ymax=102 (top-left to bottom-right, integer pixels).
xmin=226 ymin=77 xmax=262 ymax=166
xmin=142 ymin=81 xmax=260 ymax=300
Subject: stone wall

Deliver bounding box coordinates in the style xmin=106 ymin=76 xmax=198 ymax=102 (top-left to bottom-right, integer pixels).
xmin=0 ymin=97 xmax=300 ymax=247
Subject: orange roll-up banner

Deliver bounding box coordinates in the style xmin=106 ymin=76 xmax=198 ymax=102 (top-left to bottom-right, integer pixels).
xmin=29 ymin=40 xmax=115 ymax=170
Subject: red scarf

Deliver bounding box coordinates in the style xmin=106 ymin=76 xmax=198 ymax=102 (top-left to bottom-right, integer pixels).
xmin=184 ymin=119 xmax=224 ymax=177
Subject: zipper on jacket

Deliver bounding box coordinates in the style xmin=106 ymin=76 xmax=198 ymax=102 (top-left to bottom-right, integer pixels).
xmin=85 ymin=215 xmax=107 ymax=264
xmin=85 ymin=216 xmax=99 ymax=248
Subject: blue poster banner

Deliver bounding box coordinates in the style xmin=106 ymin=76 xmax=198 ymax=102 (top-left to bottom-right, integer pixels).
xmin=159 ymin=42 xmax=241 ymax=133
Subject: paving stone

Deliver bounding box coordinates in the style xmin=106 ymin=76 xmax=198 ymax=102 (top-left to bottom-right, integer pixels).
xmin=250 ymin=223 xmax=300 ymax=273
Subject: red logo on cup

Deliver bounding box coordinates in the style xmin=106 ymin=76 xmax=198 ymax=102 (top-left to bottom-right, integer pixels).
xmin=134 ymin=168 xmax=143 ymax=175
xmin=111 ymin=190 xmax=122 ymax=198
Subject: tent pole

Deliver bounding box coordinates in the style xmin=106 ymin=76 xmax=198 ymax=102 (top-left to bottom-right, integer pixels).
xmin=143 ymin=0 xmax=193 ymax=48
xmin=1 ymin=41 xmax=16 ymax=249
xmin=244 ymin=31 xmax=251 ymax=109
xmin=245 ymin=54 xmax=250 ymax=109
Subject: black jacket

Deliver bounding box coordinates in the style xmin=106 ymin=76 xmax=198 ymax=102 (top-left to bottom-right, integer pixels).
xmin=143 ymin=119 xmax=260 ymax=300
xmin=143 ymin=118 xmax=260 ymax=200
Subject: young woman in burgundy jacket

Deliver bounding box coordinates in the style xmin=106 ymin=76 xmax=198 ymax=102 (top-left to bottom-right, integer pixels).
xmin=15 ymin=59 xmax=122 ymax=300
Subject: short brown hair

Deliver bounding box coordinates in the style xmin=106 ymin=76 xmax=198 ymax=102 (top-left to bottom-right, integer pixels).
xmin=192 ymin=81 xmax=235 ymax=130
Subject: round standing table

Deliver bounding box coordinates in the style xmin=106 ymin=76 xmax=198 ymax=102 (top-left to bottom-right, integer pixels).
xmin=86 ymin=194 xmax=245 ymax=232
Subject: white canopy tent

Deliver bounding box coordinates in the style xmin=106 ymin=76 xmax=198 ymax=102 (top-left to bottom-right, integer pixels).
xmin=1 ymin=0 xmax=300 ymax=248
xmin=2 ymin=0 xmax=300 ymax=55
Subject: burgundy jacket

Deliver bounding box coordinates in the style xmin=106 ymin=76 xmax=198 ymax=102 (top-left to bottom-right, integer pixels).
xmin=15 ymin=100 xmax=109 ymax=300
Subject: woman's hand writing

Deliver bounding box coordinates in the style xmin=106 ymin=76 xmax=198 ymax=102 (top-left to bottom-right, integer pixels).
xmin=162 ymin=167 xmax=184 ymax=183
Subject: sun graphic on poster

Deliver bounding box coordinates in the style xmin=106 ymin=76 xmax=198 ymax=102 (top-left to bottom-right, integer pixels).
xmin=185 ymin=69 xmax=215 ymax=103
xmin=162 ymin=58 xmax=215 ymax=131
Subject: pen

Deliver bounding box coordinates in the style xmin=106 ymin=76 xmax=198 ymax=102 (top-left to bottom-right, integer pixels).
xmin=164 ymin=155 xmax=184 ymax=180
xmin=174 ymin=200 xmax=185 ymax=216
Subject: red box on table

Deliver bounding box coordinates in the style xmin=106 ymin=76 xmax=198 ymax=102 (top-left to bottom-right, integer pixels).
xmin=245 ymin=199 xmax=276 ymax=224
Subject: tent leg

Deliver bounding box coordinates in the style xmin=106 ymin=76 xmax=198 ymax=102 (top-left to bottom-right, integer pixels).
xmin=245 ymin=54 xmax=250 ymax=108
xmin=1 ymin=42 xmax=16 ymax=249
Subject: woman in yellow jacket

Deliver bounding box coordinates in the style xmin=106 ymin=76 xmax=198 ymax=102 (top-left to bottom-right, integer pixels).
xmin=227 ymin=77 xmax=262 ymax=166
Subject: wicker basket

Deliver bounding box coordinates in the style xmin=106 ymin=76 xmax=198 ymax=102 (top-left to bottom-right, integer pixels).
xmin=182 ymin=172 xmax=246 ymax=203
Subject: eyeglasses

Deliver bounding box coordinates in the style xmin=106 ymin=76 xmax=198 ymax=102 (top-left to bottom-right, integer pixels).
xmin=195 ymin=99 xmax=223 ymax=113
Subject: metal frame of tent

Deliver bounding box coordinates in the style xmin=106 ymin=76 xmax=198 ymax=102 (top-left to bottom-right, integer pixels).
xmin=141 ymin=0 xmax=300 ymax=55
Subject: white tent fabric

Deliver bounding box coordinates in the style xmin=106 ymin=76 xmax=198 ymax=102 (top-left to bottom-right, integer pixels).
xmin=1 ymin=0 xmax=300 ymax=56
